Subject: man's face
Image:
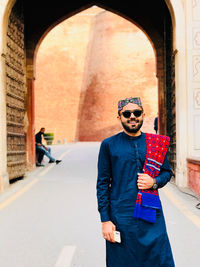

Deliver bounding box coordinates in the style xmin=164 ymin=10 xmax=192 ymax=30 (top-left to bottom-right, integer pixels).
xmin=118 ymin=103 xmax=144 ymax=134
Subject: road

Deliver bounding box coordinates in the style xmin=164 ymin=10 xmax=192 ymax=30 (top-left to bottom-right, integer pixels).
xmin=0 ymin=142 xmax=199 ymax=267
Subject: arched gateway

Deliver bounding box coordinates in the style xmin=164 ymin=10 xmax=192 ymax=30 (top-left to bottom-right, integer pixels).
xmin=0 ymin=0 xmax=189 ymax=191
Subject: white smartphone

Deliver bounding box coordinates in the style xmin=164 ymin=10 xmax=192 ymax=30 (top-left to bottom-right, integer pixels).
xmin=114 ymin=231 xmax=121 ymax=243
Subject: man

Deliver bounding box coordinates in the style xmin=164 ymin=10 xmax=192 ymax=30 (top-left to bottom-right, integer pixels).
xmin=96 ymin=97 xmax=175 ymax=267
xmin=154 ymin=116 xmax=158 ymax=134
xmin=35 ymin=128 xmax=62 ymax=166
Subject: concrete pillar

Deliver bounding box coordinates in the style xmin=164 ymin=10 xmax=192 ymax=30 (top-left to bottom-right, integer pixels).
xmin=184 ymin=0 xmax=200 ymax=194
xmin=185 ymin=0 xmax=200 ymax=158
xmin=165 ymin=0 xmax=188 ymax=187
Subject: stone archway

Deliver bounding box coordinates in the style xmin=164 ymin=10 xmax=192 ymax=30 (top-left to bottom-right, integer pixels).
xmin=24 ymin=0 xmax=174 ymax=164
xmin=34 ymin=7 xmax=158 ymax=143
xmin=1 ymin=0 xmax=188 ymax=189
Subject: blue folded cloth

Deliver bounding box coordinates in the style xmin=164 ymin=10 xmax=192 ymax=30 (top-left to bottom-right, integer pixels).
xmin=133 ymin=191 xmax=161 ymax=223
xmin=142 ymin=192 xmax=161 ymax=209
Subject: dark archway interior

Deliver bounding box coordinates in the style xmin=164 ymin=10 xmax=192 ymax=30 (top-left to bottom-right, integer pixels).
xmin=23 ymin=0 xmax=170 ymax=57
xmin=7 ymin=0 xmax=175 ymax=180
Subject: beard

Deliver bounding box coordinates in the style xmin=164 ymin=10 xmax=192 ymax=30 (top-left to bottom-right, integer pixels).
xmin=121 ymin=119 xmax=143 ymax=133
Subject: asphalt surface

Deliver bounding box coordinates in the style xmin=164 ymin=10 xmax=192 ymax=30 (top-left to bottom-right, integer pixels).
xmin=0 ymin=142 xmax=199 ymax=267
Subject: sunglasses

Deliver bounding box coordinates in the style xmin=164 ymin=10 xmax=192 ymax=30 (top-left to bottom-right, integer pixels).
xmin=122 ymin=109 xmax=143 ymax=118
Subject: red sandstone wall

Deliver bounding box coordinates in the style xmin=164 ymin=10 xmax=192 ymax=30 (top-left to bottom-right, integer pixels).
xmin=35 ymin=7 xmax=157 ymax=143
xmin=35 ymin=8 xmax=101 ymax=143
xmin=77 ymin=10 xmax=157 ymax=141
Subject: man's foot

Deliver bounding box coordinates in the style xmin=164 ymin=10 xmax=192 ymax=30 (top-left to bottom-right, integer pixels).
xmin=36 ymin=163 xmax=45 ymax=167
xmin=56 ymin=160 xmax=62 ymax=164
xmin=49 ymin=160 xmax=55 ymax=163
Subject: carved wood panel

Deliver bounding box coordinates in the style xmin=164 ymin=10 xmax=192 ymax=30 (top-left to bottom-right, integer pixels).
xmin=166 ymin=49 xmax=177 ymax=174
xmin=6 ymin=2 xmax=26 ymax=180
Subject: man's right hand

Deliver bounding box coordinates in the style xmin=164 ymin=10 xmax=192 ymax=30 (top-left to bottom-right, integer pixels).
xmin=102 ymin=221 xmax=116 ymax=243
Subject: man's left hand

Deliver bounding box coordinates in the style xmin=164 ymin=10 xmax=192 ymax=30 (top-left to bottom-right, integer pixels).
xmin=137 ymin=173 xmax=154 ymax=189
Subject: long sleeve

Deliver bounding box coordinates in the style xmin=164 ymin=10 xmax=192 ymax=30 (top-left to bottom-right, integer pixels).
xmin=96 ymin=141 xmax=112 ymax=222
xmin=156 ymin=155 xmax=173 ymax=188
xmin=35 ymin=132 xmax=42 ymax=145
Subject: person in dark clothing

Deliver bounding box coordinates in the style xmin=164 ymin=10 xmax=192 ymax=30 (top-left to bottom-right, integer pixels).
xmin=35 ymin=127 xmax=62 ymax=166
xmin=36 ymin=147 xmax=45 ymax=167
xmin=96 ymin=97 xmax=174 ymax=267
xmin=154 ymin=116 xmax=158 ymax=134
xmin=35 ymin=128 xmax=45 ymax=166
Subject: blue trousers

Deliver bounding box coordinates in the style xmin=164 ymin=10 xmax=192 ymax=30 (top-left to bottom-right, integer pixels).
xmin=36 ymin=145 xmax=55 ymax=162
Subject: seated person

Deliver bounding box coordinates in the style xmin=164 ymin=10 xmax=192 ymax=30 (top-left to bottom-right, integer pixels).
xmin=36 ymin=145 xmax=45 ymax=167
xmin=154 ymin=116 xmax=158 ymax=134
xmin=35 ymin=127 xmax=62 ymax=165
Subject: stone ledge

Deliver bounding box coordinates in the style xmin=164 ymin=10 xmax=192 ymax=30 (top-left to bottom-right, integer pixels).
xmin=187 ymin=157 xmax=200 ymax=166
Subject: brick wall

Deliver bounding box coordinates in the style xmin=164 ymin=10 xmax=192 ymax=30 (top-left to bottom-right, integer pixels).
xmin=35 ymin=7 xmax=158 ymax=143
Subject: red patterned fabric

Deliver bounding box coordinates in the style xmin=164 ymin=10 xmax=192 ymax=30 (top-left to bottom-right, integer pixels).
xmin=133 ymin=133 xmax=170 ymax=223
xmin=142 ymin=133 xmax=170 ymax=194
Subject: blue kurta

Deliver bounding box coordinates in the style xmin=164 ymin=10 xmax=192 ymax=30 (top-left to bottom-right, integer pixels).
xmin=97 ymin=131 xmax=175 ymax=267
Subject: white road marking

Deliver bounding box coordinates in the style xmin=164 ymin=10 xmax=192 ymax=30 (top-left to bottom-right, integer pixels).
xmin=39 ymin=149 xmax=72 ymax=177
xmin=54 ymin=246 xmax=76 ymax=267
